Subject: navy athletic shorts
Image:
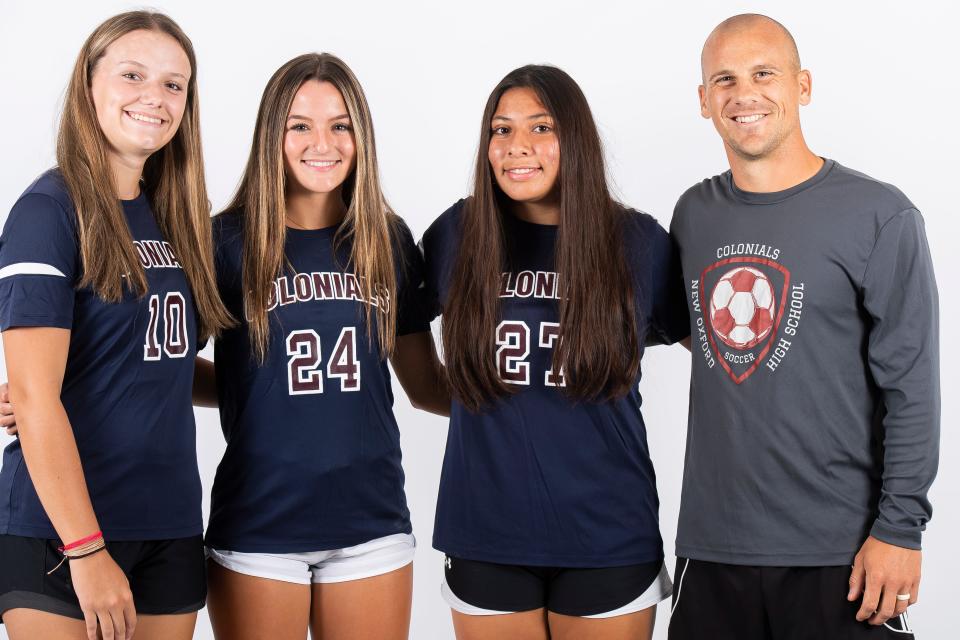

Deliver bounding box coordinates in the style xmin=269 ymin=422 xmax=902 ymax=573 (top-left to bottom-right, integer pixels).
xmin=0 ymin=534 xmax=206 ymax=622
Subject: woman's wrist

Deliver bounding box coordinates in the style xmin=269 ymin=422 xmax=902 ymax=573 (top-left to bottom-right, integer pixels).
xmin=67 ymin=545 xmax=108 ymax=562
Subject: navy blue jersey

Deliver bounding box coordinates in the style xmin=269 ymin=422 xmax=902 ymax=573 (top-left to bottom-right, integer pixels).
xmin=0 ymin=170 xmax=201 ymax=540
xmin=422 ymin=200 xmax=688 ymax=567
xmin=205 ymin=211 xmax=430 ymax=553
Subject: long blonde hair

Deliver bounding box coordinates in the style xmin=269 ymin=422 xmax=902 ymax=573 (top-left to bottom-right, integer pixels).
xmin=57 ymin=10 xmax=231 ymax=339
xmin=226 ymin=53 xmax=400 ymax=362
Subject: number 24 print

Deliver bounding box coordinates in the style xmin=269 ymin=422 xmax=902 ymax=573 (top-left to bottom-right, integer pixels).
xmin=287 ymin=327 xmax=360 ymax=395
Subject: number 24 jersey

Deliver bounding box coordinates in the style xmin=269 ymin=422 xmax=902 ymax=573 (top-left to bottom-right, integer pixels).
xmin=206 ymin=211 xmax=430 ymax=553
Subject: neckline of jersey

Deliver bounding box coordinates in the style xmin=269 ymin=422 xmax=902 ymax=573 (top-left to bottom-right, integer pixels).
xmin=503 ymin=212 xmax=558 ymax=236
xmin=726 ymin=157 xmax=836 ymax=205
xmin=285 ymin=222 xmax=340 ymax=238
xmin=120 ymin=189 xmax=150 ymax=210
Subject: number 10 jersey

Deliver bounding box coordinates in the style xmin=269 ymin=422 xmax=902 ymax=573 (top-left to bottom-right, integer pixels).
xmin=0 ymin=170 xmax=202 ymax=540
xmin=206 ymin=211 xmax=430 ymax=553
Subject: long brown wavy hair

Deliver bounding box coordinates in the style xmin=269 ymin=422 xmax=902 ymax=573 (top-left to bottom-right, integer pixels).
xmin=226 ymin=53 xmax=400 ymax=362
xmin=57 ymin=10 xmax=231 ymax=339
xmin=443 ymin=65 xmax=641 ymax=411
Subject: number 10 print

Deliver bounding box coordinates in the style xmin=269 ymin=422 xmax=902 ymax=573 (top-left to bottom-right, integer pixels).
xmin=143 ymin=292 xmax=189 ymax=360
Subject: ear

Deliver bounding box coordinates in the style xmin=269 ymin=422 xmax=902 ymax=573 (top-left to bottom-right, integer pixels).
xmin=698 ymin=85 xmax=710 ymax=119
xmin=798 ymin=69 xmax=812 ymax=106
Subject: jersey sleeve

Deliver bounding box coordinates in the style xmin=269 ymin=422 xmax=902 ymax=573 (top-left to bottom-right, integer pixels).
xmin=419 ymin=203 xmax=462 ymax=324
xmin=201 ymin=214 xmax=233 ymax=349
xmin=645 ymin=221 xmax=690 ymax=346
xmin=394 ymin=220 xmax=431 ymax=336
xmin=211 ymin=214 xmax=240 ymax=302
xmin=418 ymin=234 xmax=441 ymax=323
xmin=0 ymin=193 xmax=79 ymax=330
xmin=860 ymin=208 xmax=940 ymax=550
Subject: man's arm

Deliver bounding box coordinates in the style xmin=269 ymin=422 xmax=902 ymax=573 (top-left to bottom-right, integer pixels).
xmin=848 ymin=209 xmax=939 ymax=625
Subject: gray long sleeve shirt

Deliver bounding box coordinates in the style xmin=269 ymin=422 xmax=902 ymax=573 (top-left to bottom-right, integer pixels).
xmin=670 ymin=159 xmax=940 ymax=566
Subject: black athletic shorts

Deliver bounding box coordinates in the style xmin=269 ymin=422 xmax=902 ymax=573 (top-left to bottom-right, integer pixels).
xmin=0 ymin=534 xmax=206 ymax=623
xmin=443 ymin=554 xmax=668 ymax=617
xmin=668 ymin=557 xmax=916 ymax=639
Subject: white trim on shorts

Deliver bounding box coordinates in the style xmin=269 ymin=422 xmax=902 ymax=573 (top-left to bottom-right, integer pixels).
xmin=670 ymin=557 xmax=691 ymax=618
xmin=884 ymin=611 xmax=914 ymax=635
xmin=206 ymin=533 xmax=415 ymax=585
xmin=441 ymin=561 xmax=673 ymax=619
xmin=441 ymin=581 xmax=514 ymax=616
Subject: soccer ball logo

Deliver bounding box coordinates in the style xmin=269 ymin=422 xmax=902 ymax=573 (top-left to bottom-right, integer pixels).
xmin=709 ymin=266 xmax=776 ymax=349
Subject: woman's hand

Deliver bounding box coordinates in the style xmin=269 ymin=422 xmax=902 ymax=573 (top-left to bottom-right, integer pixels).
xmin=69 ymin=549 xmax=137 ymax=640
xmin=0 ymin=382 xmax=16 ymax=436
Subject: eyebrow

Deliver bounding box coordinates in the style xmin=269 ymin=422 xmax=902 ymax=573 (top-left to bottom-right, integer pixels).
xmin=492 ymin=112 xmax=552 ymax=122
xmin=709 ymin=64 xmax=783 ymax=82
xmin=118 ymin=60 xmax=188 ymax=81
xmin=287 ymin=113 xmax=351 ymax=122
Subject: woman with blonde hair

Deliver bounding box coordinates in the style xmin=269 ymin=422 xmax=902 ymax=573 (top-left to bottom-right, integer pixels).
xmin=199 ymin=53 xmax=447 ymax=640
xmin=0 ymin=10 xmax=229 ymax=640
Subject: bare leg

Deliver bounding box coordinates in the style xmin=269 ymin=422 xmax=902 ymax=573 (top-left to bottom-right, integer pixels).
xmin=547 ymin=604 xmax=656 ymax=640
xmin=309 ymin=563 xmax=412 ymax=640
xmin=4 ymin=609 xmax=89 ymax=640
xmin=3 ymin=609 xmax=197 ymax=640
xmin=129 ymin=613 xmax=197 ymax=640
xmin=451 ymin=608 xmax=550 ymax=640
xmin=206 ymin=559 xmax=311 ymax=640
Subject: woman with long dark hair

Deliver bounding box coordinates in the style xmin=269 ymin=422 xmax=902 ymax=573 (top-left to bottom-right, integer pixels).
xmin=0 ymin=11 xmax=230 ymax=640
xmin=421 ymin=65 xmax=688 ymax=639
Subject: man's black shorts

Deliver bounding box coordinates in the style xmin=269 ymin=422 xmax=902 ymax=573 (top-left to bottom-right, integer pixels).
xmin=667 ymin=557 xmax=916 ymax=639
xmin=0 ymin=534 xmax=206 ymax=622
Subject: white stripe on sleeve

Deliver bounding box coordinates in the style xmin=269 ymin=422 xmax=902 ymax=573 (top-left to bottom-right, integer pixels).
xmin=0 ymin=262 xmax=67 ymax=280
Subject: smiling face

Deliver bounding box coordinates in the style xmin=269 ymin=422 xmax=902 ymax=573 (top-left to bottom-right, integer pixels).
xmin=90 ymin=29 xmax=190 ymax=165
xmin=283 ymin=80 xmax=356 ymax=198
xmin=699 ymin=18 xmax=810 ymax=161
xmin=487 ymin=87 xmax=560 ymax=206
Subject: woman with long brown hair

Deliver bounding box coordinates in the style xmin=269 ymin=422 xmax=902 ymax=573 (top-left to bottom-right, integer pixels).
xmin=421 ymin=65 xmax=688 ymax=639
xmin=0 ymin=10 xmax=229 ymax=640
xmin=197 ymin=53 xmax=447 ymax=640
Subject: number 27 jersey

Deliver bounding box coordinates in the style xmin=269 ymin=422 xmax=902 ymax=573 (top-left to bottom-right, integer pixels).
xmin=206 ymin=211 xmax=429 ymax=553
xmin=421 ymin=200 xmax=689 ymax=567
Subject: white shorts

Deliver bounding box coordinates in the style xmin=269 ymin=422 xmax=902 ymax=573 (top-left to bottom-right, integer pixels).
xmin=441 ymin=561 xmax=673 ymax=619
xmin=206 ymin=533 xmax=415 ymax=585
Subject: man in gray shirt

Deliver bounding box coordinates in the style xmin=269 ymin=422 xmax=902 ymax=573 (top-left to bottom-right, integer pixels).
xmin=668 ymin=14 xmax=939 ymax=639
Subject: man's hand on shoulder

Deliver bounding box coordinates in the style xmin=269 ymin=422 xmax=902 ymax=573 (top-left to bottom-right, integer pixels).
xmin=848 ymin=535 xmax=921 ymax=626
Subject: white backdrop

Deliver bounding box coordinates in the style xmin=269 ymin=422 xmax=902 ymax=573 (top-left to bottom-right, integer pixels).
xmin=1 ymin=1 xmax=957 ymax=638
